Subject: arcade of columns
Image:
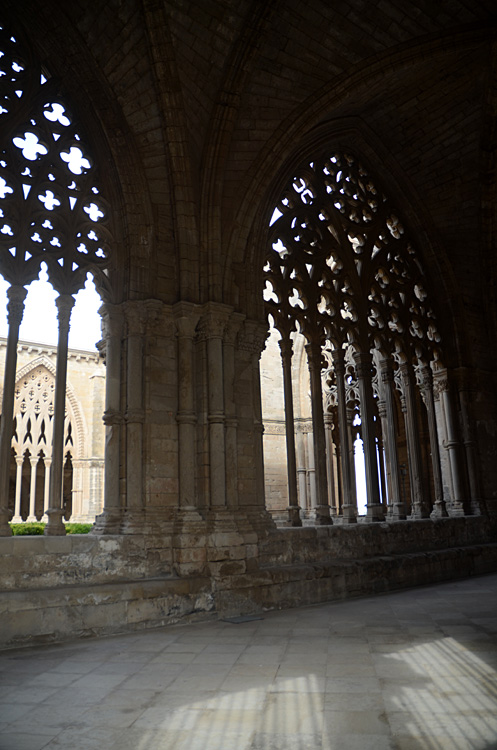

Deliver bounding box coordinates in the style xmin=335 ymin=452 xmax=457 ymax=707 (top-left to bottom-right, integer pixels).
xmin=261 ymin=150 xmax=482 ymax=527
xmin=0 ymin=16 xmax=485 ymax=541
xmin=262 ymin=329 xmax=475 ymax=525
xmin=1 ymin=338 xmax=105 ymax=524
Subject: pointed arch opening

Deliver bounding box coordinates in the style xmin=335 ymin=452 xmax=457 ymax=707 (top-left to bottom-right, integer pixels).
xmin=0 ymin=17 xmax=114 ymax=535
xmin=260 ymin=148 xmax=470 ymax=526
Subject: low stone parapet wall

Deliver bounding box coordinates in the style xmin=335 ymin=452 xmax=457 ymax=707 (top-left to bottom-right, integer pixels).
xmin=0 ymin=576 xmax=214 ymax=648
xmin=1 ymin=517 xmax=496 ymax=649
xmin=259 ymin=516 xmax=497 ymax=566
xmin=0 ymin=534 xmax=171 ymax=591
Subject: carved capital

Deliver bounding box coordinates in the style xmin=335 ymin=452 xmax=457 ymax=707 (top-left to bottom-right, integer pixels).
xmin=103 ymin=408 xmax=124 ymax=426
xmin=6 ymin=285 xmax=27 ymax=328
xmin=353 ymin=351 xmax=373 ymax=381
xmin=278 ymin=336 xmax=294 ymax=362
xmin=305 ymin=341 xmax=324 ymax=371
xmin=377 ymin=399 xmax=387 ymax=419
xmin=125 ymin=408 xmax=145 ymax=424
xmin=224 ymin=312 xmax=245 ymax=346
xmin=99 ymin=303 xmax=124 ymax=339
xmin=176 ymin=412 xmax=197 ymax=425
xmin=124 ymin=300 xmax=148 ymax=336
xmin=198 ymin=302 xmax=232 ymax=341
xmin=379 ymin=357 xmax=395 ymax=384
xmin=324 ymin=413 xmax=334 ymax=429
xmin=55 ymin=293 xmax=76 ymax=334
xmin=238 ymin=319 xmax=269 ymax=355
xmin=419 ymin=364 xmax=434 ymax=391
xmin=433 ymin=371 xmax=449 ymax=398
xmin=174 ymin=302 xmax=200 ymax=340
xmin=331 ymin=348 xmax=345 ymax=374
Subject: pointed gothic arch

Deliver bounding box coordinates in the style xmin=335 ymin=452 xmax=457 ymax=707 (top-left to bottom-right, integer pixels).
xmin=261 ymin=147 xmax=473 ymax=526
xmin=0 ymin=15 xmax=115 ymax=534
xmin=13 ymin=355 xmax=87 ymax=460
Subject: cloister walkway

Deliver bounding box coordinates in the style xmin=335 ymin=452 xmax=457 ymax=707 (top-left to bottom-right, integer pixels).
xmin=1 ymin=573 xmax=497 ymax=750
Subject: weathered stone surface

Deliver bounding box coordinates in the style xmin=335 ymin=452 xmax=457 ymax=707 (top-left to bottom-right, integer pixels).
xmin=1 ymin=519 xmax=496 ymax=648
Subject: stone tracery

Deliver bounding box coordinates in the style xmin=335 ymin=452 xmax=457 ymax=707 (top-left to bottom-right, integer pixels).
xmin=0 ymin=19 xmax=112 ymax=534
xmin=263 ymin=149 xmax=460 ymax=525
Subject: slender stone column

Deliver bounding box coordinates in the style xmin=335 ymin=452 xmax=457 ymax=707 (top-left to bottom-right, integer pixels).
xmin=353 ymin=352 xmax=384 ymax=521
xmin=202 ymin=305 xmax=230 ymax=509
xmin=175 ymin=303 xmax=200 ymax=512
xmin=224 ymin=314 xmax=245 ymax=511
xmin=324 ymin=414 xmax=337 ymax=517
xmin=296 ymin=424 xmax=308 ymax=516
xmin=420 ymin=365 xmax=448 ymax=518
xmin=399 ymin=361 xmax=430 ymax=519
xmin=45 ymin=294 xmax=75 ymax=535
xmin=13 ymin=455 xmax=24 ymax=522
xmin=305 ymin=342 xmax=331 ymax=524
xmin=347 ymin=408 xmax=358 ymax=509
xmin=380 ymin=358 xmax=406 ymax=520
xmin=377 ymin=399 xmax=391 ymax=513
xmin=27 ymin=455 xmax=38 ymax=521
xmin=252 ymin=356 xmax=265 ymax=507
xmin=306 ymin=429 xmax=317 ymax=514
xmin=332 ymin=350 xmax=356 ymax=523
xmin=279 ymin=336 xmax=301 ymax=526
xmin=122 ymin=301 xmax=147 ymax=529
xmin=238 ymin=319 xmax=270 ymax=513
xmin=439 ymin=378 xmax=466 ymax=516
xmin=457 ymin=373 xmax=483 ymax=515
xmin=93 ymin=304 xmax=124 ymax=534
xmin=70 ymin=460 xmax=84 ymax=520
xmin=43 ymin=457 xmax=51 ymax=520
xmin=377 ymin=436 xmax=387 ymax=511
xmin=0 ymin=285 xmax=27 ymax=535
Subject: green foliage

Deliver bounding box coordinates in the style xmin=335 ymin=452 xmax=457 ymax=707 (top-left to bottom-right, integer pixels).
xmin=10 ymin=522 xmax=45 ymax=535
xmin=65 ymin=523 xmax=92 ymax=534
xmin=9 ymin=522 xmax=93 ymax=535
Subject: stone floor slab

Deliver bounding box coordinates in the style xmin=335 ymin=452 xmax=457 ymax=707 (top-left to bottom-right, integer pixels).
xmin=1 ymin=573 xmax=496 ymax=750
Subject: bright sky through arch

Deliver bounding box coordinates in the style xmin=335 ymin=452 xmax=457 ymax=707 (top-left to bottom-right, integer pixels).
xmin=0 ymin=104 xmax=104 ymax=351
xmin=0 ymin=267 xmax=102 ymax=351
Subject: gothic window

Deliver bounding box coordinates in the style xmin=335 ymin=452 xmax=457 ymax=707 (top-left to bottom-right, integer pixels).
xmin=0 ymin=18 xmax=113 ymax=535
xmin=262 ymin=149 xmax=455 ymax=526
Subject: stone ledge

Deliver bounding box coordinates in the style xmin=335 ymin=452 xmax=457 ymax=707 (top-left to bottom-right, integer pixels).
xmin=221 ymin=543 xmax=497 ymax=611
xmin=0 ymin=575 xmax=213 ymax=649
xmin=2 ymin=542 xmax=497 ymax=650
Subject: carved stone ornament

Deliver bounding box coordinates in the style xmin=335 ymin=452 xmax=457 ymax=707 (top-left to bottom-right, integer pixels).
xmin=238 ymin=320 xmax=270 ymax=355
xmin=0 ymin=20 xmax=113 ymax=295
xmin=264 ymin=149 xmax=441 ymax=364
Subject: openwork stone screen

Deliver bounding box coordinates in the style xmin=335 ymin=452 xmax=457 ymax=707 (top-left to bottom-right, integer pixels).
xmin=0 ymin=19 xmax=112 ymax=535
xmin=0 ymin=21 xmax=111 ymax=293
xmin=264 ymin=151 xmax=440 ymax=361
xmin=262 ymin=149 xmax=461 ymax=527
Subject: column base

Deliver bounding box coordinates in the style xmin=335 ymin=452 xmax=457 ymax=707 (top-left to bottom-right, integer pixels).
xmin=313 ymin=505 xmax=333 ymax=525
xmin=390 ymin=502 xmax=407 ymax=521
xmin=91 ymin=510 xmax=123 ymax=535
xmin=430 ymin=501 xmax=449 ymax=519
xmin=409 ymin=508 xmax=431 ymax=520
xmin=121 ymin=509 xmax=146 ymax=534
xmin=0 ymin=506 xmax=13 ymax=536
xmin=44 ymin=508 xmax=67 ymax=536
xmin=340 ymin=505 xmax=357 ymax=524
xmin=366 ymin=503 xmax=385 ymax=522
xmin=448 ymin=504 xmax=465 ymax=518
xmin=470 ymin=499 xmax=484 ymax=516
xmin=287 ymin=506 xmax=302 ymax=527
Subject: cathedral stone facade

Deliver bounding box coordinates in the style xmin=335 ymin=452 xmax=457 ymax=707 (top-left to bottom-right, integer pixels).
xmin=0 ymin=0 xmax=497 ymax=647
xmin=0 ymin=338 xmax=105 ymax=524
